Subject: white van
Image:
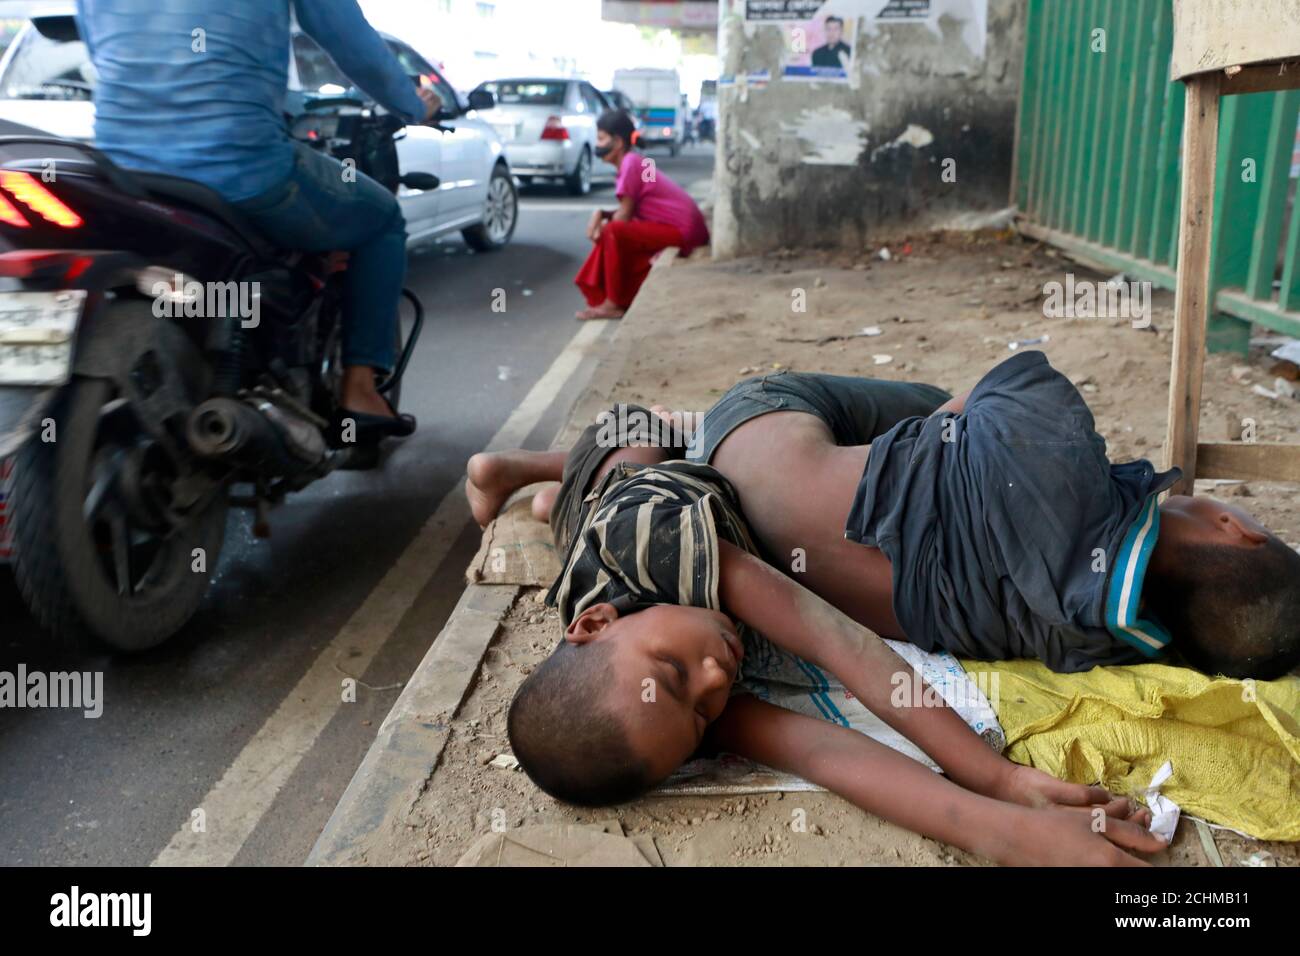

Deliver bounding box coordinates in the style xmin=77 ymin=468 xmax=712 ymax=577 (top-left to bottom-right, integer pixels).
xmin=612 ymin=68 xmax=684 ymax=156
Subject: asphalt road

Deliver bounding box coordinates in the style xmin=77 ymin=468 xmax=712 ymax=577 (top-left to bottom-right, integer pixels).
xmin=0 ymin=144 xmax=716 ymax=866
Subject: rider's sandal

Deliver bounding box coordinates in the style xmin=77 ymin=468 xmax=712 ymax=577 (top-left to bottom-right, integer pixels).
xmin=330 ymin=397 xmax=416 ymax=448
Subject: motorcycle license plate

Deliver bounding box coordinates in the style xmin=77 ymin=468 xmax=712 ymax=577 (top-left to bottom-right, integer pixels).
xmin=0 ymin=290 xmax=85 ymax=386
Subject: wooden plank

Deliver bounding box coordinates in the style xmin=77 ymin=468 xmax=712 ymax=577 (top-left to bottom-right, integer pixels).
xmin=1129 ymin=0 xmax=1174 ymax=256
xmin=1170 ymin=0 xmax=1300 ymax=82
xmin=1165 ymin=73 xmax=1221 ymax=497
xmin=1167 ymin=146 xmax=1184 ymax=269
xmin=1195 ymin=442 xmax=1300 ymax=482
xmin=1221 ymin=61 xmax=1300 ymax=97
xmin=1244 ymin=89 xmax=1300 ymax=299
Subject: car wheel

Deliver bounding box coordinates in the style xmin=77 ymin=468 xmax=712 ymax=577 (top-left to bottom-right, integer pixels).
xmin=463 ymin=164 xmax=518 ymax=252
xmin=566 ymin=148 xmax=592 ymax=196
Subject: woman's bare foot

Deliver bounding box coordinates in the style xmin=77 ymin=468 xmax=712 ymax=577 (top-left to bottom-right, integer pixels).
xmin=466 ymin=449 xmax=568 ymax=528
xmin=531 ymin=482 xmax=560 ymax=522
xmin=576 ymin=302 xmax=626 ymax=321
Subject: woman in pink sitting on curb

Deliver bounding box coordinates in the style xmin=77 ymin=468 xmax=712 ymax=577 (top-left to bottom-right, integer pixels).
xmin=574 ymin=109 xmax=711 ymax=320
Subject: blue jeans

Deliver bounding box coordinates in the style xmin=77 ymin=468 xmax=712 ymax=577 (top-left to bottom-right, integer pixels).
xmin=235 ymin=142 xmax=407 ymax=371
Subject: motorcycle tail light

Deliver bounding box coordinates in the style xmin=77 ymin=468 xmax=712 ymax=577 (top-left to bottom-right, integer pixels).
xmin=0 ymin=191 xmax=29 ymax=228
xmin=540 ymin=116 xmax=570 ymax=141
xmin=0 ymin=171 xmax=84 ymax=229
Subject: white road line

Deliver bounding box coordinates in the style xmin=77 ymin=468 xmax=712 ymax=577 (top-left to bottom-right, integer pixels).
xmin=151 ymin=318 xmax=610 ymax=866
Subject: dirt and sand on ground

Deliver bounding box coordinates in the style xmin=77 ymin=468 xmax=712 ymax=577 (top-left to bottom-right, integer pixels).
xmin=389 ymin=233 xmax=1300 ymax=866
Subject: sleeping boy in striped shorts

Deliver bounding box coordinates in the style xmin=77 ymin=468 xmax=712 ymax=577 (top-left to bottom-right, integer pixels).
xmin=466 ymin=352 xmax=1300 ymax=864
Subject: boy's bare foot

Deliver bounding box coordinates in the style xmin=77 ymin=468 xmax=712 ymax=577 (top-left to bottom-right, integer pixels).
xmin=467 ymin=449 xmax=569 ymax=528
xmin=467 ymin=453 xmax=508 ymax=528
xmin=576 ymin=302 xmax=625 ymax=320
xmin=531 ymin=482 xmax=560 ymax=522
xmin=466 ymin=451 xmax=536 ymax=528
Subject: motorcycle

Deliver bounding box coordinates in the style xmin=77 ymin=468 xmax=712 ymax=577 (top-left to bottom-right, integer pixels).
xmin=0 ymin=97 xmax=439 ymax=651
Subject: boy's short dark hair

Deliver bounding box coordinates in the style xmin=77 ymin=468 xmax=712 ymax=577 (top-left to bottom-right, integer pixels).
xmin=825 ymin=15 xmax=844 ymax=26
xmin=507 ymin=640 xmax=653 ymax=806
xmin=1145 ymin=536 xmax=1300 ymax=679
xmin=596 ymin=108 xmax=637 ymax=147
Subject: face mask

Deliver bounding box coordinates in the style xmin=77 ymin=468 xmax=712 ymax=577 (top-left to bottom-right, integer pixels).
xmin=595 ymin=143 xmax=615 ymax=159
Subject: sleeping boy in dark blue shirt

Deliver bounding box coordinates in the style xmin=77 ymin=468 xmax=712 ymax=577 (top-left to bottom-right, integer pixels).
xmin=683 ymin=350 xmax=1300 ymax=680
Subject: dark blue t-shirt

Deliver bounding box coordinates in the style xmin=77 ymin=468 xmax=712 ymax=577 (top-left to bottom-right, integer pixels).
xmin=845 ymin=350 xmax=1179 ymax=673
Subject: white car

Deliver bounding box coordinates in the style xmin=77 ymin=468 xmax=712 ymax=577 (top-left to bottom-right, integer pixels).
xmin=470 ymin=77 xmax=616 ymax=196
xmin=0 ymin=9 xmax=518 ymax=251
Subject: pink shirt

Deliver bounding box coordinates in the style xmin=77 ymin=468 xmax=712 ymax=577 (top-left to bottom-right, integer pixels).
xmin=616 ymin=151 xmax=711 ymax=253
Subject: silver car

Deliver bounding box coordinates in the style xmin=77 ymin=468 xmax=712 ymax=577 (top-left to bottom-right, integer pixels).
xmin=471 ymin=77 xmax=616 ymax=196
xmin=0 ymin=8 xmax=519 ymax=251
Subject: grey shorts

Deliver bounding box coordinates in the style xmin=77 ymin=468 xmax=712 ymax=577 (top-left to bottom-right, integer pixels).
xmin=549 ymin=403 xmax=689 ymax=553
xmin=686 ymin=371 xmax=952 ymax=464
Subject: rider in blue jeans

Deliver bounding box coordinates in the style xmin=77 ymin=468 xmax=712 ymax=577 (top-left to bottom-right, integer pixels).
xmin=76 ymin=0 xmax=440 ymax=440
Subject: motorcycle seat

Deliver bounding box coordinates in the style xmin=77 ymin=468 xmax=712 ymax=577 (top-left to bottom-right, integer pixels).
xmin=126 ymin=171 xmax=282 ymax=260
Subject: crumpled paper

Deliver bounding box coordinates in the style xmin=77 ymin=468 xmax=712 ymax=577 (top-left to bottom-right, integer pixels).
xmin=1145 ymin=760 xmax=1181 ymax=842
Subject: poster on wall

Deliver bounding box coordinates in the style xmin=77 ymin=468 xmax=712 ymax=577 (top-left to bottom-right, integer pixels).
xmin=741 ymin=0 xmax=985 ymax=82
xmin=781 ymin=12 xmax=856 ymax=82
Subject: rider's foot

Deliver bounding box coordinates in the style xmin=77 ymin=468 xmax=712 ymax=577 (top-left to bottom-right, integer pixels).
xmin=341 ymin=366 xmax=399 ymax=419
xmin=336 ymin=365 xmax=416 ymax=445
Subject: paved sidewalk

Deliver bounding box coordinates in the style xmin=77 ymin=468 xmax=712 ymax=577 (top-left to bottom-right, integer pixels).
xmin=310 ymin=235 xmax=1300 ymax=867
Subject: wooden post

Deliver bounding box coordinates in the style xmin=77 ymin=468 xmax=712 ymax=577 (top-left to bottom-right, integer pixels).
xmin=1164 ymin=73 xmax=1221 ymax=496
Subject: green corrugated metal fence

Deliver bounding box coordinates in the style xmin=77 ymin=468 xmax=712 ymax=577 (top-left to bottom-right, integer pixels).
xmin=1013 ymin=0 xmax=1300 ymax=352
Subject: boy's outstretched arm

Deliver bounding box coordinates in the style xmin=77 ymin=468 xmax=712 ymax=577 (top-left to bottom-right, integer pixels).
xmin=718 ymin=540 xmax=1131 ymax=813
xmin=709 ymin=695 xmax=1164 ymax=866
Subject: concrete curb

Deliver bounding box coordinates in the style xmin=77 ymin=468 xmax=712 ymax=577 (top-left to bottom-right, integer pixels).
xmin=306 ymin=250 xmax=684 ymax=866
xmin=306 ymin=583 xmax=520 ymax=866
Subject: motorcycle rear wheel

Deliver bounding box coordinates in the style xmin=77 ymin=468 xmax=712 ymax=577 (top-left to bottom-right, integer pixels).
xmin=9 ymin=376 xmax=227 ymax=652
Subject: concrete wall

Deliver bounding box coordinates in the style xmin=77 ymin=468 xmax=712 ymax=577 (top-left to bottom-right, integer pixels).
xmin=712 ymin=0 xmax=1026 ymax=258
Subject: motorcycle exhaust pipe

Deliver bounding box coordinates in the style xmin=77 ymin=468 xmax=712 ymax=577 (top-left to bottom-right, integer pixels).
xmin=187 ymin=397 xmax=323 ymax=477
